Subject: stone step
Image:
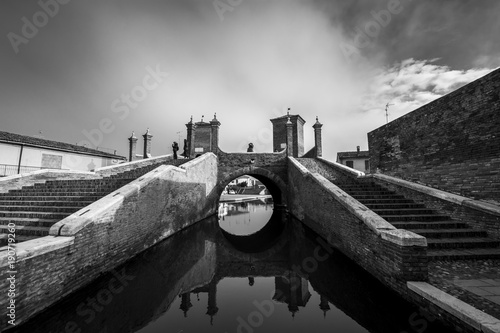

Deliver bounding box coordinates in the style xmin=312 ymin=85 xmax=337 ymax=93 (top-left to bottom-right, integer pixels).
xmin=0 ymin=191 xmax=112 ymax=197
xmin=382 ymin=214 xmax=451 ymax=222
xmin=0 ymin=211 xmax=71 ymax=219
xmin=359 ymin=198 xmax=416 ymax=204
xmin=409 ymin=228 xmax=489 ymax=239
xmin=0 ymin=225 xmax=50 ymax=236
xmin=0 ymin=217 xmax=60 ymax=227
xmin=0 ymin=200 xmax=94 ymax=207
xmin=0 ymin=195 xmax=102 ymax=202
xmin=364 ymin=203 xmax=426 ymax=209
xmin=346 ymin=190 xmax=397 ymax=196
xmin=426 ymin=237 xmax=500 ymax=249
xmin=0 ymin=205 xmax=83 ymax=213
xmin=352 ymin=194 xmax=406 ymax=200
xmin=12 ymin=187 xmax=121 ymax=193
xmin=371 ymin=208 xmax=436 ymax=215
xmin=391 ymin=221 xmax=470 ymax=229
xmin=427 ymin=248 xmax=500 ymax=260
xmin=31 ymin=182 xmax=130 ymax=189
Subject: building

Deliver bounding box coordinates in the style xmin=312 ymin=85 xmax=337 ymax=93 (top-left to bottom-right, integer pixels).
xmin=336 ymin=146 xmax=370 ymax=173
xmin=270 ymin=112 xmax=305 ymax=157
xmin=0 ymin=131 xmax=126 ymax=176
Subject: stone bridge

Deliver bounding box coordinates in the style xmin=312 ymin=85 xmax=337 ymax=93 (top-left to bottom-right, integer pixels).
xmin=1 ymin=107 xmax=500 ymax=331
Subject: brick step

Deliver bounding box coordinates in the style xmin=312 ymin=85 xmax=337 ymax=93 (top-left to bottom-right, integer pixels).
xmin=0 ymin=211 xmax=70 ymax=219
xmin=0 ymin=205 xmax=83 ymax=213
xmin=345 ymin=190 xmax=397 ymax=196
xmin=0 ymin=234 xmax=40 ymax=246
xmin=382 ymin=214 xmax=451 ymax=222
xmin=0 ymin=217 xmax=60 ymax=227
xmin=409 ymin=229 xmax=489 ymax=238
xmin=391 ymin=221 xmax=470 ymax=229
xmin=364 ymin=203 xmax=426 ymax=209
xmin=427 ymin=248 xmax=500 ymax=260
xmin=359 ymin=198 xmax=416 ymax=204
xmin=426 ymin=237 xmax=500 ymax=249
xmin=0 ymin=191 xmax=112 ymax=197
xmin=32 ymin=181 xmax=131 ymax=189
xmin=339 ymin=185 xmax=385 ymax=190
xmin=352 ymin=194 xmax=406 ymax=200
xmin=0 ymin=195 xmax=102 ymax=202
xmin=0 ymin=200 xmax=94 ymax=207
xmin=371 ymin=208 xmax=436 ymax=215
xmin=0 ymin=225 xmax=50 ymax=236
xmin=13 ymin=187 xmax=122 ymax=193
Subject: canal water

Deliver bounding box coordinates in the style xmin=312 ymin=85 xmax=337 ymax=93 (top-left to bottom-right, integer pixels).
xmin=8 ymin=200 xmax=458 ymax=333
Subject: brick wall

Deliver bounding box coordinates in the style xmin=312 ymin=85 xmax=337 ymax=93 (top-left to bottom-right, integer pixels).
xmin=0 ymin=153 xmax=218 ymax=328
xmin=368 ymin=68 xmax=500 ymax=202
xmin=287 ymin=157 xmax=428 ymax=297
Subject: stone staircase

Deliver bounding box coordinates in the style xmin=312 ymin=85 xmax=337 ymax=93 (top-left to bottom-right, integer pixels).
xmin=0 ymin=159 xmax=189 ymax=246
xmin=337 ymin=180 xmax=500 ymax=261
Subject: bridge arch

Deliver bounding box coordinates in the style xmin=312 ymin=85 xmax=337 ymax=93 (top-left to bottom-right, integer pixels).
xmin=216 ymin=166 xmax=287 ymax=205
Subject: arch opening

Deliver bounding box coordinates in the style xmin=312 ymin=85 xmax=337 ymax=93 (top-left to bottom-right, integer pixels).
xmin=217 ymin=173 xmax=286 ymax=251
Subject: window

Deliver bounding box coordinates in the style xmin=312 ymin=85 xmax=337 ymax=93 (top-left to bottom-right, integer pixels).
xmin=365 ymin=160 xmax=370 ymax=172
xmin=345 ymin=160 xmax=354 ymax=168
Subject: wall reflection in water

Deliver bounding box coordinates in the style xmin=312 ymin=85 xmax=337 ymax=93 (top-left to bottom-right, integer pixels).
xmin=9 ymin=210 xmax=456 ymax=333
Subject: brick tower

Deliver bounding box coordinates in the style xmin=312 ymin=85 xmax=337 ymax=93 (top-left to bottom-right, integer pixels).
xmin=270 ymin=109 xmax=305 ymax=157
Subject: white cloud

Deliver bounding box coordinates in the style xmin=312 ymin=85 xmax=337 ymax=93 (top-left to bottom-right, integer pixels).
xmin=360 ymin=58 xmax=494 ymax=122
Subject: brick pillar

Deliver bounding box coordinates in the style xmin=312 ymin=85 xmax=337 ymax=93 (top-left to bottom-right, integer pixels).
xmin=186 ymin=116 xmax=196 ymax=158
xmin=313 ymin=116 xmax=323 ymax=158
xmin=128 ymin=132 xmax=137 ymax=162
xmin=143 ymin=128 xmax=152 ymax=158
xmin=286 ymin=114 xmax=294 ymax=157
xmin=210 ymin=113 xmax=221 ymax=155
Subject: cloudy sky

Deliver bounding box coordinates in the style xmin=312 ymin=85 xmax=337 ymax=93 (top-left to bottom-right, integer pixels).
xmin=1 ymin=0 xmax=499 ymax=160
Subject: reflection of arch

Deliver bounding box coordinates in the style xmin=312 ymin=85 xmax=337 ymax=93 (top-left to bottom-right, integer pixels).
xmin=217 ymin=167 xmax=287 ymax=205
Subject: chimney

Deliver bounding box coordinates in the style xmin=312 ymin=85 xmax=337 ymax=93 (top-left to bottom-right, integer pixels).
xmin=210 ymin=113 xmax=221 ymax=154
xmin=313 ymin=116 xmax=323 ymax=158
xmin=286 ymin=111 xmax=294 ymax=156
xmin=357 ymin=146 xmax=360 ymax=153
xmin=128 ymin=132 xmax=137 ymax=162
xmin=186 ymin=116 xmax=196 ymax=158
xmin=143 ymin=128 xmax=153 ymax=158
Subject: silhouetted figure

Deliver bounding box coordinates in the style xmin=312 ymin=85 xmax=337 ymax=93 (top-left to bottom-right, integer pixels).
xmin=181 ymin=139 xmax=188 ymax=158
xmin=248 ymin=277 xmax=255 ymax=286
xmin=247 ymin=143 xmax=254 ymax=152
xmin=172 ymin=141 xmax=179 ymax=159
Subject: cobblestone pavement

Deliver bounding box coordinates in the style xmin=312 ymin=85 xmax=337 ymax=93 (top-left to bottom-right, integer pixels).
xmin=429 ymin=259 xmax=500 ymax=320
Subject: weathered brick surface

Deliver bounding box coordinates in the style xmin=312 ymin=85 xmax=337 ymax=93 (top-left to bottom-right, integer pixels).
xmin=0 ymin=154 xmax=218 ymax=328
xmin=287 ymin=158 xmax=428 ymax=298
xmin=368 ymin=68 xmax=500 ymax=202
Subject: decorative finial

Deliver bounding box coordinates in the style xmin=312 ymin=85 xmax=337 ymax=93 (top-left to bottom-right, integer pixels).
xmin=316 ymin=116 xmax=318 ymax=122
xmin=190 ymin=115 xmax=193 ymax=122
xmin=201 ymin=115 xmax=204 ymax=122
xmin=146 ymin=128 xmax=150 ymax=135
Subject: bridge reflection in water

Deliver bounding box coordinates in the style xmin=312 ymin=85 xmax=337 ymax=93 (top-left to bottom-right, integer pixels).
xmin=8 ymin=204 xmax=455 ymax=333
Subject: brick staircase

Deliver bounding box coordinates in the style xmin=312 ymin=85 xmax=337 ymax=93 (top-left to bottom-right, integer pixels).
xmin=0 ymin=159 xmax=189 ymax=246
xmin=337 ymin=180 xmax=500 ymax=260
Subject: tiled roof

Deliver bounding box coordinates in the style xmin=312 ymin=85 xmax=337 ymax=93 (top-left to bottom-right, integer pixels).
xmin=337 ymin=150 xmax=370 ymax=159
xmin=0 ymin=131 xmax=126 ymax=160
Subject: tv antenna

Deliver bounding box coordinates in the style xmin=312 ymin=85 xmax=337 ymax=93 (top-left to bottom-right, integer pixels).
xmin=385 ymin=103 xmax=394 ymax=124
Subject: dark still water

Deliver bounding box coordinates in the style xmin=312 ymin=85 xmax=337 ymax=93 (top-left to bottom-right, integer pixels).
xmin=9 ymin=201 xmax=456 ymax=333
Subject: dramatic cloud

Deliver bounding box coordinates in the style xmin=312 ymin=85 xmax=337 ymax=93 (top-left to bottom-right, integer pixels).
xmin=360 ymin=58 xmax=494 ymax=122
